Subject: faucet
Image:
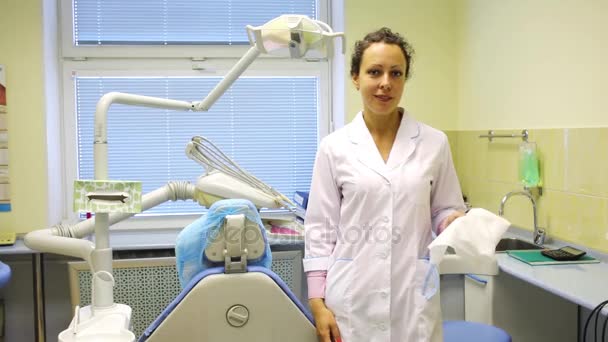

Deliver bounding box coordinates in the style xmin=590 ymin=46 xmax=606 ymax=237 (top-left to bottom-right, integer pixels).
xmin=499 ymin=189 xmax=546 ymax=246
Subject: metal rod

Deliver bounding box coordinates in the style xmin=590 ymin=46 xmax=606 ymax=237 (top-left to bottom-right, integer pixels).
xmin=33 ymin=253 xmax=45 ymax=342
xmin=479 ymin=129 xmax=528 ymax=142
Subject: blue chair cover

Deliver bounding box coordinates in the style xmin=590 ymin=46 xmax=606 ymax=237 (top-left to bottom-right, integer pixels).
xmin=0 ymin=261 xmax=11 ymax=288
xmin=443 ymin=321 xmax=511 ymax=342
xmin=175 ymin=199 xmax=272 ymax=288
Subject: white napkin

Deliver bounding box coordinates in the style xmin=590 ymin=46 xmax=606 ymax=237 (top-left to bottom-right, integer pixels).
xmin=428 ymin=208 xmax=511 ymax=266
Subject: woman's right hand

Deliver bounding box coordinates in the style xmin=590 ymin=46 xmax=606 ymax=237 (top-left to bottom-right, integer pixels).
xmin=309 ymin=298 xmax=341 ymax=342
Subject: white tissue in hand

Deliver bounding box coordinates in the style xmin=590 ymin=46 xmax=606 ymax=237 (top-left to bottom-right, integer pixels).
xmin=428 ymin=208 xmax=510 ymax=265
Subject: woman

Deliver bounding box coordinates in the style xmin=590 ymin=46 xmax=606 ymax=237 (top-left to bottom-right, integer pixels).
xmin=303 ymin=28 xmax=465 ymax=342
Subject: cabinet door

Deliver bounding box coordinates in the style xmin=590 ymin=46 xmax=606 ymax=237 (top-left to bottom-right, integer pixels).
xmin=492 ymin=272 xmax=577 ymax=342
xmin=464 ymin=274 xmax=494 ymax=324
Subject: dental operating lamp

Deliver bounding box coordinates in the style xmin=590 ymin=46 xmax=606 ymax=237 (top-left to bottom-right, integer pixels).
xmin=24 ymin=15 xmax=343 ymax=341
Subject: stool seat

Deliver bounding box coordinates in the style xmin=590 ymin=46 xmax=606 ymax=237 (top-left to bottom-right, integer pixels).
xmin=0 ymin=261 xmax=11 ymax=288
xmin=443 ymin=320 xmax=511 ymax=342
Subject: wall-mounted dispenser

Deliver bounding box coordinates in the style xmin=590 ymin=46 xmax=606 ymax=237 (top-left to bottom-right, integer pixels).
xmin=519 ymin=141 xmax=540 ymax=189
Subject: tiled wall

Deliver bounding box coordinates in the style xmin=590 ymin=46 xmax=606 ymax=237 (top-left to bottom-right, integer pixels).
xmin=445 ymin=129 xmax=608 ymax=253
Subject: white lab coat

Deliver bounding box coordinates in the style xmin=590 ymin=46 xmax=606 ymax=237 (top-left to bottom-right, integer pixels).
xmin=303 ymin=110 xmax=465 ymax=342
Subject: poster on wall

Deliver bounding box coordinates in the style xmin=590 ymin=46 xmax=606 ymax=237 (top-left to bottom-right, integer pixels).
xmin=0 ymin=64 xmax=10 ymax=212
xmin=0 ymin=64 xmax=5 ymax=112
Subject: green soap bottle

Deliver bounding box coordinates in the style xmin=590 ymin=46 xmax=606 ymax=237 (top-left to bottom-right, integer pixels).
xmin=519 ymin=142 xmax=540 ymax=188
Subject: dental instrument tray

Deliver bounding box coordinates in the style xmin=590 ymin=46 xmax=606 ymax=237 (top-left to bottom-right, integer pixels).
xmin=507 ymin=250 xmax=600 ymax=266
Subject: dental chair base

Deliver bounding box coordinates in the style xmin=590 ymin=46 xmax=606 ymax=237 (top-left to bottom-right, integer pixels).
xmin=58 ymin=303 xmax=135 ymax=342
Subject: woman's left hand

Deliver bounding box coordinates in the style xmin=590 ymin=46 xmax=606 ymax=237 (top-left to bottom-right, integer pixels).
xmin=438 ymin=210 xmax=465 ymax=234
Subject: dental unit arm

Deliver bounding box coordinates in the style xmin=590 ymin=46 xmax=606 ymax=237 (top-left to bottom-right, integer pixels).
xmin=23 ymin=15 xmax=343 ymax=342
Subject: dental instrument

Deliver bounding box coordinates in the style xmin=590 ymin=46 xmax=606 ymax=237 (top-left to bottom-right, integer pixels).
xmin=185 ymin=136 xmax=295 ymax=209
xmin=23 ymin=14 xmax=343 ymax=342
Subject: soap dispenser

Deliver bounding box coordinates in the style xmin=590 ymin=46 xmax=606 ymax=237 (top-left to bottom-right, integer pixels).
xmin=518 ymin=141 xmax=540 ymax=189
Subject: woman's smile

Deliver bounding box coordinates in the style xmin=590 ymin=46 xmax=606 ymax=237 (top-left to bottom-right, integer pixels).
xmin=374 ymin=94 xmax=393 ymax=102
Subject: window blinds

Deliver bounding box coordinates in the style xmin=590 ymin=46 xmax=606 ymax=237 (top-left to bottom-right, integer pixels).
xmin=73 ymin=0 xmax=318 ymax=45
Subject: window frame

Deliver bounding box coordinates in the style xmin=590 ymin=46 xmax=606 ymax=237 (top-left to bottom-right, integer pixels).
xmin=59 ymin=0 xmax=336 ymax=229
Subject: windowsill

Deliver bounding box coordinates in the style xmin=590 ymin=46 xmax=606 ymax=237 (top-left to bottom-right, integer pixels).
xmin=67 ymin=209 xmax=304 ymax=251
xmin=102 ymin=227 xmax=303 ymax=252
xmin=74 ymin=208 xmax=298 ymax=231
xmin=107 ymin=227 xmax=183 ymax=251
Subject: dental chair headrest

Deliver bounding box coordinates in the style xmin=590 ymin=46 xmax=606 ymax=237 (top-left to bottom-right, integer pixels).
xmin=175 ymin=199 xmax=272 ymax=288
xmin=204 ymin=213 xmax=265 ymax=263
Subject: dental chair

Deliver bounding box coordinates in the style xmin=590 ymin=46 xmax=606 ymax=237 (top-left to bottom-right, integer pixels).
xmin=1 ymin=261 xmax=10 ymax=342
xmin=140 ymin=200 xmax=317 ymax=342
xmin=0 ymin=261 xmax=9 ymax=289
xmin=439 ymin=255 xmax=511 ymax=342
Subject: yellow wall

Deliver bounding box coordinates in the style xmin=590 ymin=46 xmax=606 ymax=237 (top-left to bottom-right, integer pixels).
xmin=344 ymin=0 xmax=461 ymax=129
xmin=449 ymin=0 xmax=608 ymax=252
xmin=0 ymin=0 xmax=48 ymax=233
xmin=458 ymin=0 xmax=608 ymax=129
xmin=448 ymin=128 xmax=608 ymax=253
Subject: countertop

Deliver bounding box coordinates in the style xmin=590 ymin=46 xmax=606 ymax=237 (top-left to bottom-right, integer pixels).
xmin=0 ymin=238 xmax=33 ymax=255
xmin=497 ymin=254 xmax=608 ymax=312
xmin=498 ymin=228 xmax=608 ymax=312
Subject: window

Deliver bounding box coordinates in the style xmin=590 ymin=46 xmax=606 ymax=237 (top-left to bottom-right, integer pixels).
xmin=60 ymin=0 xmax=336 ymax=227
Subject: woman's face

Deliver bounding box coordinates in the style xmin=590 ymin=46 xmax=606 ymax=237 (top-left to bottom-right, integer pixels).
xmin=352 ymin=42 xmax=407 ymax=118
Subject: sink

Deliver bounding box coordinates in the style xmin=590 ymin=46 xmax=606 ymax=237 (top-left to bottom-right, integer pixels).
xmin=495 ymin=238 xmax=543 ymax=252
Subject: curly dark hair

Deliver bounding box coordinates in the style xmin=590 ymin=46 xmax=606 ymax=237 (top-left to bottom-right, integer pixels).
xmin=350 ymin=27 xmax=415 ymax=80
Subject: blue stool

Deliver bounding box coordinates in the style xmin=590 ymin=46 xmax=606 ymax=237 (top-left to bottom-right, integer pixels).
xmin=0 ymin=261 xmax=11 ymax=288
xmin=443 ymin=321 xmax=511 ymax=342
